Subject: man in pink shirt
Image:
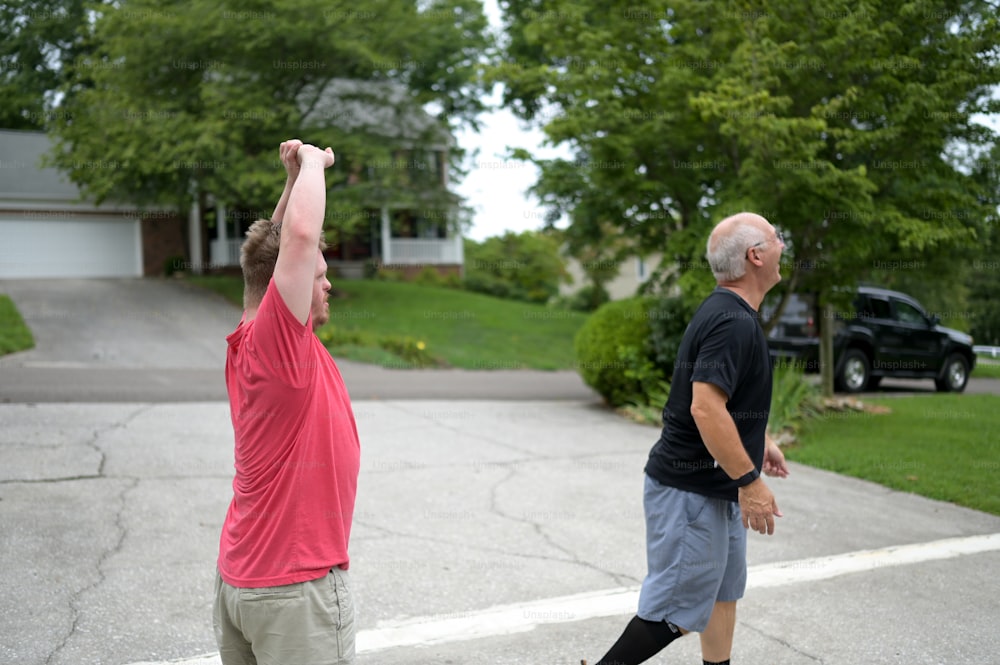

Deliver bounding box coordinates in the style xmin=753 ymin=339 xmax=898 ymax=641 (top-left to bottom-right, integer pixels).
xmin=213 ymin=139 xmax=361 ymax=665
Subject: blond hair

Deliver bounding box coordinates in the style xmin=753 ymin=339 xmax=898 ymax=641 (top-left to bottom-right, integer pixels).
xmin=239 ymin=219 xmax=327 ymax=309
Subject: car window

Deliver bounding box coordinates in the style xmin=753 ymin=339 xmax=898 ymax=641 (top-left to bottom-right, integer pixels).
xmin=893 ymin=299 xmax=927 ymax=325
xmin=860 ymin=296 xmax=891 ymax=319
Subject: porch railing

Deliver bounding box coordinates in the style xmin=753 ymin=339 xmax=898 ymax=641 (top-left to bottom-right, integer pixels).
xmin=386 ymin=237 xmax=463 ymax=265
xmin=209 ymin=239 xmax=242 ymax=267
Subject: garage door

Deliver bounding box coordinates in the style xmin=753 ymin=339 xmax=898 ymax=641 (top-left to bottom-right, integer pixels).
xmin=0 ymin=215 xmax=142 ymax=279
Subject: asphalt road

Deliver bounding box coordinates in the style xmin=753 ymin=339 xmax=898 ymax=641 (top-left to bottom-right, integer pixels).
xmin=2 ymin=400 xmax=998 ymax=665
xmin=1 ymin=278 xmax=999 ymax=665
xmin=1 ymin=278 xmax=998 ymax=403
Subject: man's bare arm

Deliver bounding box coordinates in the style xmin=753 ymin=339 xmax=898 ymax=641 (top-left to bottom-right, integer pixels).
xmin=690 ymin=381 xmax=755 ymax=479
xmin=691 ymin=381 xmax=781 ymax=534
xmin=273 ymin=144 xmax=334 ymax=325
xmin=271 ymin=139 xmax=303 ymax=224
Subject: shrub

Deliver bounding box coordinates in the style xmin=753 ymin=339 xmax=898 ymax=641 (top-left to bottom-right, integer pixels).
xmin=376 ymin=335 xmax=438 ymax=367
xmin=574 ymin=296 xmax=666 ymax=406
xmin=414 ymin=265 xmax=446 ymax=287
xmin=645 ymin=296 xmax=691 ymax=378
xmin=768 ymin=364 xmax=822 ymax=437
xmin=463 ymin=231 xmax=569 ymax=304
xmin=317 ymin=325 xmax=439 ymax=368
xmin=555 ymin=284 xmax=611 ymax=312
xmin=164 ymin=255 xmax=187 ymax=276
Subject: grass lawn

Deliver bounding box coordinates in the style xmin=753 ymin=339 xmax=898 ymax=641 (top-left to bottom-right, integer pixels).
xmin=187 ymin=276 xmax=586 ymax=370
xmin=0 ymin=294 xmax=34 ymax=356
xmin=973 ymin=359 xmax=1000 ymax=379
xmin=787 ymin=394 xmax=1000 ymax=515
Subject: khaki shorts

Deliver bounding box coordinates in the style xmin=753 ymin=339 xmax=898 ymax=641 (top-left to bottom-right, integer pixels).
xmin=213 ymin=568 xmax=355 ymax=665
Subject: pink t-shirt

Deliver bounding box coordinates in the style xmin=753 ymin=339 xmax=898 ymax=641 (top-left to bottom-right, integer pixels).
xmin=218 ymin=278 xmax=360 ymax=588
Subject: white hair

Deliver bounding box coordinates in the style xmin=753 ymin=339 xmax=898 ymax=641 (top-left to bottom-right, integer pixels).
xmin=706 ymin=220 xmax=768 ymax=282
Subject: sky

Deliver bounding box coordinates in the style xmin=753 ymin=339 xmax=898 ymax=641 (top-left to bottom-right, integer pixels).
xmin=452 ymin=93 xmax=569 ymax=241
xmin=451 ymin=0 xmax=570 ymax=242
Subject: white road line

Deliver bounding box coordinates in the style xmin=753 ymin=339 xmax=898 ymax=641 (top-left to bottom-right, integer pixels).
xmin=127 ymin=532 xmax=1000 ymax=664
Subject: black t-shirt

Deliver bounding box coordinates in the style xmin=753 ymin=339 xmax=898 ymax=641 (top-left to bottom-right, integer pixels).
xmin=644 ymin=287 xmax=772 ymax=501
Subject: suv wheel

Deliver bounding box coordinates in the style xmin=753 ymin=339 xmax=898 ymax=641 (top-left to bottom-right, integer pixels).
xmin=836 ymin=348 xmax=871 ymax=393
xmin=935 ymin=353 xmax=970 ymax=393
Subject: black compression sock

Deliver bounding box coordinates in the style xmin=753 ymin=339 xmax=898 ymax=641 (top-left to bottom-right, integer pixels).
xmin=593 ymin=615 xmax=682 ymax=665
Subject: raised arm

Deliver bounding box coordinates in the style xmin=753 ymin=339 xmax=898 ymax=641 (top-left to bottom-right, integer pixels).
xmin=273 ymin=143 xmax=334 ymax=325
xmin=271 ymin=139 xmax=303 ymax=223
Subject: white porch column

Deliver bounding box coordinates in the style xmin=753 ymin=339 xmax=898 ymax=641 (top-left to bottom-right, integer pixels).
xmin=216 ymin=201 xmax=228 ymax=266
xmin=188 ymin=190 xmax=203 ymax=275
xmin=454 ymin=229 xmax=464 ymax=275
xmin=381 ymin=206 xmax=392 ymax=265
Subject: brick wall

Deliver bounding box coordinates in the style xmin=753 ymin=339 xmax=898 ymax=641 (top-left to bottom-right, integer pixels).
xmin=141 ymin=211 xmax=188 ymax=276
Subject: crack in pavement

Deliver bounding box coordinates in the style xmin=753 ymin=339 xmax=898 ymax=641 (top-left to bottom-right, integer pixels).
xmin=487 ymin=467 xmax=640 ymax=588
xmin=0 ymin=474 xmax=104 ymax=485
xmin=43 ymin=405 xmax=152 ymax=665
xmin=379 ymin=402 xmax=552 ymax=459
xmin=361 ymin=403 xmax=642 ymax=586
xmin=0 ymin=404 xmax=154 ymax=485
xmin=740 ymin=620 xmax=826 ymax=663
xmin=373 ymin=402 xmax=639 ymax=475
xmin=353 ymin=516 xmax=635 ymax=578
xmin=45 ymin=476 xmax=139 ymax=665
xmin=1 ymin=473 xmax=231 ymax=485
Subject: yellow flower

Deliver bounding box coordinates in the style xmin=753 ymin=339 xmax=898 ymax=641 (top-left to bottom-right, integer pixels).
xmin=417 ymin=341 xmax=426 ymax=350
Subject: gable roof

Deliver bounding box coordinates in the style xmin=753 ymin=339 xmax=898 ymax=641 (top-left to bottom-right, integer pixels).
xmin=0 ymin=130 xmax=82 ymax=203
xmin=301 ymin=78 xmax=454 ymax=149
xmin=0 ymin=129 xmax=146 ymax=213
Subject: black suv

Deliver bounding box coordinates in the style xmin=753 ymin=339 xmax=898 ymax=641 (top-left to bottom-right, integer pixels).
xmin=765 ymin=286 xmax=976 ymax=393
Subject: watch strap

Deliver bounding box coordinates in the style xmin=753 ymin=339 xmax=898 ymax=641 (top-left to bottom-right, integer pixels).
xmin=736 ymin=467 xmax=760 ymax=487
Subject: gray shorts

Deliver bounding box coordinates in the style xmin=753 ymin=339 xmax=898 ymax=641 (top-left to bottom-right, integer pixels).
xmin=637 ymin=475 xmax=747 ymax=632
xmin=213 ymin=567 xmax=355 ymax=665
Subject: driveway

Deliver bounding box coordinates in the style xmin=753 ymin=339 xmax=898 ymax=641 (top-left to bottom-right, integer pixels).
xmin=2 ymin=279 xmax=997 ymax=403
xmin=0 ymin=279 xmax=597 ymax=402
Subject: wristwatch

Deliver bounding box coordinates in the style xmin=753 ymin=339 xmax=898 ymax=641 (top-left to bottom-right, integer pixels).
xmin=735 ymin=468 xmax=760 ymax=487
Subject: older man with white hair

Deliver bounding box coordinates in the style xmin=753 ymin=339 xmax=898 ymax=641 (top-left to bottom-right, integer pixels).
xmin=586 ymin=212 xmax=790 ymax=665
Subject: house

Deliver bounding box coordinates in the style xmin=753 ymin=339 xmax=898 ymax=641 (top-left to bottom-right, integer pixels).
xmin=0 ymin=129 xmax=187 ymax=279
xmin=206 ymin=78 xmax=464 ymax=280
xmin=1 ymin=78 xmax=463 ymax=281
xmin=560 ymin=252 xmax=662 ymax=301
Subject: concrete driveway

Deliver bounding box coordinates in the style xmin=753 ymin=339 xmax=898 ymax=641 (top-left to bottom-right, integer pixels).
xmin=0 ymin=279 xmax=597 ymax=402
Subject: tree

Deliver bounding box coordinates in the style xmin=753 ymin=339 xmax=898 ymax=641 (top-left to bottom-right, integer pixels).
xmin=0 ymin=0 xmax=107 ymax=129
xmin=463 ymin=230 xmax=569 ymax=303
xmin=497 ymin=0 xmax=999 ymax=303
xmin=44 ymin=0 xmax=490 ymax=234
xmin=496 ymin=0 xmax=999 ymax=392
xmin=967 ymin=142 xmax=1000 ymax=345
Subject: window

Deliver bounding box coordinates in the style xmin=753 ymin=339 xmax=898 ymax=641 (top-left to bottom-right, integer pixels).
xmin=859 ymin=296 xmax=891 ymax=320
xmin=636 ymin=257 xmax=647 ymax=281
xmin=893 ymin=299 xmax=927 ymax=326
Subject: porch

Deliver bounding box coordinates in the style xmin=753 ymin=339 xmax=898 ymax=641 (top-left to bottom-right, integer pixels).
xmin=207 ymin=205 xmax=464 ymax=277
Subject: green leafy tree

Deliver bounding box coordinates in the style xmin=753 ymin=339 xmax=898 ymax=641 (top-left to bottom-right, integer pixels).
xmin=463 ymin=230 xmax=569 ymax=303
xmin=45 ymin=0 xmax=490 ymax=233
xmin=0 ymin=0 xmax=106 ymax=129
xmin=967 ymin=142 xmax=1000 ymax=345
xmin=496 ymin=0 xmax=999 ymax=391
xmin=497 ymin=0 xmax=999 ymax=302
